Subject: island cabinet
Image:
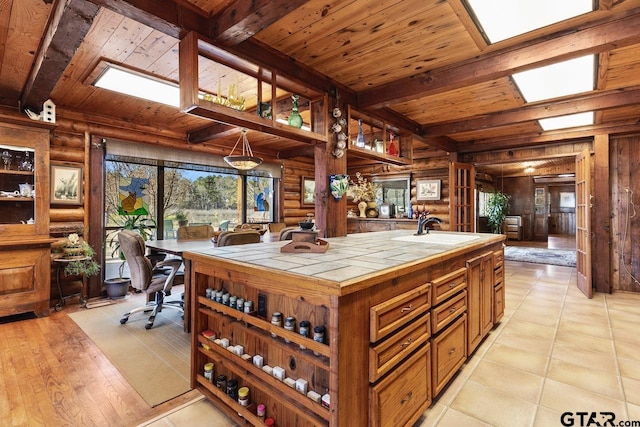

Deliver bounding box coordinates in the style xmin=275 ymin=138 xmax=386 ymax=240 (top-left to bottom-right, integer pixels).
xmin=0 ymin=121 xmax=53 ymax=318
xmin=466 ymin=252 xmax=495 ymax=355
xmin=185 ymin=230 xmax=505 ymax=426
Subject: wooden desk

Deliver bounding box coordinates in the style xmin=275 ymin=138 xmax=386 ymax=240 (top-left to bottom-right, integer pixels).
xmin=146 ymin=238 xmax=214 ymax=332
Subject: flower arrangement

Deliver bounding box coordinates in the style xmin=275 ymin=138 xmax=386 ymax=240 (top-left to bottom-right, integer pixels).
xmin=347 ymin=172 xmax=378 ymax=203
xmin=57 ymin=233 xmax=100 ymax=277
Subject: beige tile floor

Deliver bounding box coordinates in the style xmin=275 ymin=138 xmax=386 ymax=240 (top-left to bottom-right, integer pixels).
xmin=140 ymin=259 xmax=640 ymax=427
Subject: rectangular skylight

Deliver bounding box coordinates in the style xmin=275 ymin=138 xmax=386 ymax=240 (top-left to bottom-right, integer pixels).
xmin=94 ymin=65 xmax=180 ymax=107
xmin=539 ymin=112 xmax=594 ymax=131
xmin=465 ymin=0 xmax=593 ymax=43
xmin=512 ymin=56 xmax=595 ymax=103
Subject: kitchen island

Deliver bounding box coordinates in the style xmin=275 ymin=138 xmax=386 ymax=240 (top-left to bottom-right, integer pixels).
xmin=184 ymin=230 xmax=505 ymax=426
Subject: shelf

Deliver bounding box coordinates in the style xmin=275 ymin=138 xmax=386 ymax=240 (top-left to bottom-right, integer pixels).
xmin=198 ymin=296 xmax=331 ymax=358
xmin=347 ymin=145 xmax=412 ymax=166
xmin=0 ymin=169 xmax=34 ymax=176
xmin=0 ymin=197 xmax=34 ymax=202
xmin=197 ymin=338 xmax=330 ymax=421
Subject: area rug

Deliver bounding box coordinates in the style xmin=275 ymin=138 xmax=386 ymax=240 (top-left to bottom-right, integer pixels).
xmin=504 ymin=246 xmax=576 ymax=267
xmin=69 ymin=296 xmax=191 ymax=406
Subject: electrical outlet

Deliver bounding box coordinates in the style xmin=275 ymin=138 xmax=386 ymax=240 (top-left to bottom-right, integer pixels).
xmin=257 ymin=293 xmax=267 ymax=318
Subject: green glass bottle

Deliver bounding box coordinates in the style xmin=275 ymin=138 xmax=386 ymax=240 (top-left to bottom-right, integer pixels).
xmin=288 ymin=95 xmax=303 ymax=128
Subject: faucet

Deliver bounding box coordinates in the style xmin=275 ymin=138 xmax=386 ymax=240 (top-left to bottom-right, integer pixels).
xmin=415 ymin=211 xmax=444 ymax=235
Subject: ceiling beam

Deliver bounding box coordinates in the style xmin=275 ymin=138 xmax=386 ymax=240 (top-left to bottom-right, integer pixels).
xmin=456 ymin=119 xmax=640 ymax=153
xmin=358 ymin=6 xmax=640 ymax=109
xmin=211 ymin=0 xmax=311 ymax=46
xmin=188 ymin=123 xmax=236 ymax=144
xmin=423 ymin=86 xmax=640 ymax=136
xmin=20 ymin=0 xmax=100 ymax=112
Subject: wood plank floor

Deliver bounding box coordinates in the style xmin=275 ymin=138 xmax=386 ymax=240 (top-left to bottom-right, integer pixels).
xmin=0 ymin=300 xmax=200 ymax=427
xmin=505 ymin=234 xmax=576 ymax=250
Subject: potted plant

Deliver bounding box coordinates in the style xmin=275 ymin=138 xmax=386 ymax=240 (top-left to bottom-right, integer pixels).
xmin=486 ymin=190 xmax=511 ymax=234
xmin=105 ymin=214 xmax=156 ymax=298
xmin=176 ymin=211 xmax=188 ymax=227
xmin=57 ymin=233 xmax=101 ymax=278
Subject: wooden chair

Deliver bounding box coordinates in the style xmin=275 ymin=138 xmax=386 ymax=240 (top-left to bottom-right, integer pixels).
xmin=216 ymin=230 xmax=261 ymax=247
xmin=268 ymin=222 xmax=286 ymax=233
xmin=176 ymin=224 xmax=216 ymax=240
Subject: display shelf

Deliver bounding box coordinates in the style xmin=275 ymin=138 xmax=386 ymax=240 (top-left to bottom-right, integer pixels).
xmin=347 ymin=105 xmax=412 ymax=166
xmin=197 ymin=337 xmax=330 ymax=420
xmin=198 ymin=296 xmax=331 ymax=358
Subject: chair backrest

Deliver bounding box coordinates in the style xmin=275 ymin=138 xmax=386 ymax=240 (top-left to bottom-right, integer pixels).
xmin=278 ymin=226 xmax=297 ymax=241
xmin=268 ymin=222 xmax=286 ymax=233
xmin=117 ymin=230 xmax=152 ymax=291
xmin=218 ymin=220 xmax=230 ymax=231
xmin=217 ymin=230 xmax=261 ymax=247
xmin=164 ymin=219 xmax=175 ymax=238
xmin=177 ymin=224 xmax=215 ymax=240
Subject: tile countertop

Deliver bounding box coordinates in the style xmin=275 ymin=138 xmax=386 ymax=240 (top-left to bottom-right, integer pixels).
xmin=184 ymin=230 xmax=505 ymax=292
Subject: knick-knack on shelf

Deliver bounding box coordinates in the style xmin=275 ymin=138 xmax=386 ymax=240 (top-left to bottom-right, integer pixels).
xmin=288 ymin=95 xmax=303 ymax=128
xmin=388 ymin=131 xmax=398 ymax=156
xmin=356 ymin=119 xmax=365 ymax=148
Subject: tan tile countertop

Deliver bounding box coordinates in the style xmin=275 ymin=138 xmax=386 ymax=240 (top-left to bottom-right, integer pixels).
xmin=184 ymin=230 xmax=504 ymax=285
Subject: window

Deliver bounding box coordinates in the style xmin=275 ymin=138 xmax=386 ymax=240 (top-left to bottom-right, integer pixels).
xmin=373 ymin=176 xmax=410 ymax=215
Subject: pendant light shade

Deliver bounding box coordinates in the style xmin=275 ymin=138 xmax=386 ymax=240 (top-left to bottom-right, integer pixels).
xmin=223 ymin=128 xmax=263 ymax=170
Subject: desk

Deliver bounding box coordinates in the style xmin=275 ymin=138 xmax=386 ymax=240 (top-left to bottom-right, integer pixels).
xmin=146 ymin=238 xmax=213 ymax=332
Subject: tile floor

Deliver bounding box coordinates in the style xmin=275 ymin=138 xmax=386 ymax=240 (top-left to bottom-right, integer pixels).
xmin=139 ymin=259 xmax=640 ymax=427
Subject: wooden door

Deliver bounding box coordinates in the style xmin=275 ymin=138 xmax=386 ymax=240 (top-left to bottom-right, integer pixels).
xmin=449 ymin=162 xmax=475 ymax=232
xmin=575 ymin=149 xmax=592 ymax=298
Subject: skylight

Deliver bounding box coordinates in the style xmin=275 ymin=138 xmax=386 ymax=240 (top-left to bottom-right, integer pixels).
xmin=94 ymin=66 xmax=180 ymax=107
xmin=539 ymin=112 xmax=594 ymax=131
xmin=465 ymin=0 xmax=593 ymax=43
xmin=512 ymin=56 xmax=595 ymax=103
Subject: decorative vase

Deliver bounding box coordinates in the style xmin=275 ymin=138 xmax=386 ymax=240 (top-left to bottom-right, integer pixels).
xmin=357 ymin=201 xmax=367 ymax=218
xmin=356 ymin=119 xmax=365 ymax=148
xmin=288 ymin=95 xmax=303 ymax=128
xmin=329 ymin=174 xmax=350 ymax=200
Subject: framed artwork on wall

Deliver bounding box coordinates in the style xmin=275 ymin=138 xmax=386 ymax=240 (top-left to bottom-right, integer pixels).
xmin=416 ymin=179 xmax=441 ymax=201
xmin=559 ymin=192 xmax=575 ymax=208
xmin=301 ymin=176 xmax=315 ymax=207
xmin=51 ymin=164 xmax=83 ymax=205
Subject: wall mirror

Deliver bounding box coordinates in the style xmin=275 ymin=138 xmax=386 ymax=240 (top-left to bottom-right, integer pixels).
xmin=373 ymin=174 xmax=410 ymax=216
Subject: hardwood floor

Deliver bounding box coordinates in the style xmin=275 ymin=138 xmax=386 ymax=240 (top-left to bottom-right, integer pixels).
xmin=0 ymin=298 xmax=200 ymax=427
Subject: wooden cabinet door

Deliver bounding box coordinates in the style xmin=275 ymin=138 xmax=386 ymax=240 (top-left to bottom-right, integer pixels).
xmin=466 ymin=251 xmax=493 ymax=355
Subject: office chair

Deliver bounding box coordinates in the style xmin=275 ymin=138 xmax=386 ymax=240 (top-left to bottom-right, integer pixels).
xmin=117 ymin=230 xmax=183 ymax=329
xmin=216 ymin=230 xmax=261 ymax=246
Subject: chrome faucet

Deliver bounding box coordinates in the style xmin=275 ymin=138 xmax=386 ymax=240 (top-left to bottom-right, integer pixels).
xmin=415 ymin=211 xmax=444 ymax=235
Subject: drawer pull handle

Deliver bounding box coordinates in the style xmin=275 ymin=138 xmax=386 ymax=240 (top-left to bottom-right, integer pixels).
xmin=400 ymin=338 xmax=412 ymax=349
xmin=448 ymin=283 xmax=456 ymax=288
xmin=449 ymin=307 xmax=457 ymax=313
xmin=401 ymin=305 xmax=413 ymax=312
xmin=401 ymin=391 xmax=413 ymax=404
xmin=448 ymin=347 xmax=457 ymax=355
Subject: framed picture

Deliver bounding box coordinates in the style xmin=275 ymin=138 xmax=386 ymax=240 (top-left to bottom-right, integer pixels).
xmin=301 ymin=176 xmax=315 ymax=206
xmin=51 ymin=164 xmax=83 ymax=205
xmin=559 ymin=192 xmax=575 ymax=208
xmin=416 ymin=179 xmax=441 ymax=201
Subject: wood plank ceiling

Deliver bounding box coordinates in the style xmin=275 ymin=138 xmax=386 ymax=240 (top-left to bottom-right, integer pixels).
xmin=2 ymin=0 xmax=640 ymax=176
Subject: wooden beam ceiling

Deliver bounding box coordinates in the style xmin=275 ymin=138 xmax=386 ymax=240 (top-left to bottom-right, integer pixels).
xmin=20 ymin=0 xmax=99 ymax=112
xmin=423 ymin=85 xmax=640 ymax=137
xmin=357 ymin=6 xmax=640 ymax=109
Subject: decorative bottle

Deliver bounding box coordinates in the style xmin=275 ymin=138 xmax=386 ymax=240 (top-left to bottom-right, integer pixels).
xmin=356 ymin=119 xmax=366 ymax=148
xmin=387 ymin=131 xmax=398 ymax=156
xmin=288 ymin=95 xmax=303 ymax=128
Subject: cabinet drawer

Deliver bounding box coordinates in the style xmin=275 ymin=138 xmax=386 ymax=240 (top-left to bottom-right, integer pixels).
xmin=493 ymin=250 xmax=504 ymax=269
xmin=370 ymin=283 xmax=431 ymax=343
xmin=431 ymin=267 xmax=466 ymax=306
xmin=493 ymin=283 xmax=504 ymax=324
xmin=370 ymin=343 xmax=431 ymax=427
xmin=431 ymin=314 xmax=467 ymax=397
xmin=369 ymin=313 xmax=431 ymax=383
xmin=431 ymin=290 xmax=466 ymax=334
xmin=494 ymin=265 xmax=503 ymax=284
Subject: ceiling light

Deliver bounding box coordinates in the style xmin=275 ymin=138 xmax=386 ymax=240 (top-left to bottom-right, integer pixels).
xmin=539 ymin=112 xmax=594 ymax=131
xmin=224 ymin=128 xmax=263 ymax=170
xmin=465 ymin=0 xmax=592 ymax=43
xmin=94 ymin=65 xmax=179 ymax=107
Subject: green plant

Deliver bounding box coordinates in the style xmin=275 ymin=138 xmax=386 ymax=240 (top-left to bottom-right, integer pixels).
xmin=57 ymin=234 xmax=101 ymax=277
xmin=486 ymin=190 xmax=511 ymax=234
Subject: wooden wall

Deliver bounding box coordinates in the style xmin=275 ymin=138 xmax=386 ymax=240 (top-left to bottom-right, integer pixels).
xmin=548 ymin=184 xmax=576 ymax=236
xmin=610 ymin=134 xmax=640 ymax=292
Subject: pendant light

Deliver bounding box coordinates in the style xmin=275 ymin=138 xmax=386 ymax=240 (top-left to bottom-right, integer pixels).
xmin=223 ymin=128 xmax=263 ymax=170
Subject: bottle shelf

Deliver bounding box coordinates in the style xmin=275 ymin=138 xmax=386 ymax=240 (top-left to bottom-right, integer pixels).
xmin=198 ymin=296 xmax=331 ymax=358
xmin=197 ymin=340 xmax=330 ymax=421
